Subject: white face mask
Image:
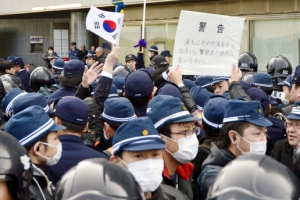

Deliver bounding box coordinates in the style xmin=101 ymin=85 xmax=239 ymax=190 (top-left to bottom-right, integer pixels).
xmin=48 ymin=50 xmax=53 ymax=54
xmin=119 ymin=158 xmax=164 ymax=192
xmin=163 ymin=133 xmax=199 ymax=164
xmin=280 ymin=92 xmax=291 ymax=106
xmin=235 ymin=133 xmax=266 ymax=155
xmin=35 ymin=142 xmax=62 ymax=166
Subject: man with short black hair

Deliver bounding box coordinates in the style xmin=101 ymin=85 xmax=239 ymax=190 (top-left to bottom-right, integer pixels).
xmin=85 ymin=50 xmax=97 ymax=67
xmin=211 ymin=77 xmax=230 ymax=95
xmin=13 ymin=57 xmax=31 ymax=92
xmin=147 ymin=95 xmax=199 ymax=200
xmin=0 ymin=60 xmax=17 ymax=76
xmin=69 ymin=42 xmax=82 ymax=60
xmin=197 ymin=100 xmax=272 ymax=200
xmin=5 ymin=106 xmax=66 ymax=199
xmin=48 ymin=96 xmax=109 ymax=185
xmin=110 ymin=117 xmax=189 ymax=200
xmin=125 ymin=54 xmax=137 ymax=71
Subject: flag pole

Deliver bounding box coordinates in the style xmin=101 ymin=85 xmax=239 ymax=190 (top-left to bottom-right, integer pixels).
xmin=141 ymin=0 xmax=146 ymax=52
xmin=142 ymin=0 xmax=146 ymax=38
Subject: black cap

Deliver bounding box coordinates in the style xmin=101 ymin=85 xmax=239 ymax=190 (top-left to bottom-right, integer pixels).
xmin=150 ymin=55 xmax=168 ymax=68
xmin=160 ymin=50 xmax=173 ymax=57
xmin=125 ymin=54 xmax=137 ymax=62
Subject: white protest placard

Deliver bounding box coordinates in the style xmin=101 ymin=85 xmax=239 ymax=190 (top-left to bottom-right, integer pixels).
xmin=172 ymin=11 xmax=245 ymax=76
xmin=86 ymin=6 xmax=124 ymax=45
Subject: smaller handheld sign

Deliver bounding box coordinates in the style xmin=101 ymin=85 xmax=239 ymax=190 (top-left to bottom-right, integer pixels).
xmin=86 ymin=6 xmax=124 ymax=45
xmin=173 ymin=11 xmax=245 ymax=76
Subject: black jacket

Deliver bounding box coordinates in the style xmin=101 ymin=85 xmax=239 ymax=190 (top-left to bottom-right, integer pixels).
xmin=192 ymin=136 xmax=218 ymax=186
xmin=229 ymin=81 xmax=252 ymax=101
xmin=29 ymin=164 xmax=55 ymax=200
xmin=75 ymin=75 xmax=112 ymax=147
xmin=162 ymin=162 xmax=194 ymax=200
xmin=272 ymin=139 xmax=294 ymax=170
xmin=197 ymin=144 xmax=236 ymax=200
xmin=266 ymin=116 xmax=287 ymax=152
xmin=150 ymin=184 xmax=189 ymax=200
xmin=179 ymin=86 xmax=198 ymax=113
xmin=97 ymin=53 xmax=107 ymax=64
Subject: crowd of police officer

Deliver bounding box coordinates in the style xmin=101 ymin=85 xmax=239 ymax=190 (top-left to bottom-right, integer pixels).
xmin=0 ymin=41 xmax=300 ymax=200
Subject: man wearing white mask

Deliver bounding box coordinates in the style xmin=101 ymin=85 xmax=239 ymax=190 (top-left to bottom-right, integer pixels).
xmin=43 ymin=46 xmax=58 ymax=69
xmin=5 ymin=105 xmax=66 ymax=200
xmin=197 ymin=100 xmax=272 ymax=200
xmin=147 ymin=95 xmax=200 ymax=200
xmin=110 ymin=117 xmax=188 ymax=200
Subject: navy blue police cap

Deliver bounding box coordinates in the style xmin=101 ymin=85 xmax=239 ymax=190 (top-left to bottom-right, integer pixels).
xmin=223 ymin=100 xmax=272 ymax=127
xmin=149 ymin=45 xmax=158 ymax=52
xmin=203 ymin=95 xmax=229 ymax=129
xmin=85 ymin=50 xmax=97 ymax=59
xmin=190 ymin=86 xmax=214 ymax=111
xmin=147 ymin=95 xmax=199 ymax=129
xmin=100 ymin=97 xmax=135 ymax=125
xmin=108 ymin=84 xmax=119 ymax=98
xmin=251 ymin=73 xmax=273 ymax=88
xmin=293 ymin=65 xmax=300 ymax=84
xmin=52 ymin=96 xmax=89 ymax=125
xmin=12 ymin=92 xmax=51 ymax=115
xmin=113 ymin=76 xmax=126 ymax=93
xmin=278 ymin=75 xmax=293 ymax=87
xmin=52 ymin=58 xmax=65 ymax=71
xmin=195 ymin=76 xmax=213 ymax=87
xmin=64 ymin=59 xmax=85 ymax=76
xmin=5 ymin=106 xmax=66 ymax=148
xmin=125 ymin=54 xmax=137 ymax=62
xmin=155 ymin=82 xmax=183 ymax=101
xmin=160 ymin=50 xmax=172 ymax=57
xmin=12 ymin=57 xmax=24 ymax=66
xmin=211 ymin=77 xmax=230 ymax=86
xmin=286 ymin=101 xmax=300 ymax=120
xmin=125 ymin=70 xmax=154 ymax=97
xmin=1 ymin=88 xmax=26 ymax=117
xmin=112 ymin=116 xmax=166 ymax=155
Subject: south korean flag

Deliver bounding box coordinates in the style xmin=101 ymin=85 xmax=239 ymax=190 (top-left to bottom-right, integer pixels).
xmin=86 ymin=6 xmax=124 ymax=45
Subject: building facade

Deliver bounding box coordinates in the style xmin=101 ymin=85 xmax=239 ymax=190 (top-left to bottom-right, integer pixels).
xmin=1 ymin=0 xmax=300 ymax=71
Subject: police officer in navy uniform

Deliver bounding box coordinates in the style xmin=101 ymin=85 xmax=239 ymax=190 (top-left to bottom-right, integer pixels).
xmin=13 ymin=57 xmax=32 ymax=92
xmin=125 ymin=54 xmax=137 ymax=71
xmin=5 ymin=106 xmax=66 ymax=199
xmin=48 ymin=96 xmax=109 ymax=186
xmin=47 ymin=59 xmax=85 ymax=105
xmin=69 ymin=42 xmax=82 ymax=60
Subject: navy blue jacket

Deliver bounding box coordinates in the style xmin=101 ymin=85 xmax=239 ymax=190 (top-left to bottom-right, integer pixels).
xmin=17 ymin=69 xmax=31 ymax=92
xmin=48 ymin=135 xmax=109 ymax=186
xmin=266 ymin=116 xmax=287 ymax=151
xmin=69 ymin=48 xmax=82 ymax=59
xmin=47 ymin=87 xmax=77 ymax=105
xmin=134 ymin=105 xmax=147 ymax=117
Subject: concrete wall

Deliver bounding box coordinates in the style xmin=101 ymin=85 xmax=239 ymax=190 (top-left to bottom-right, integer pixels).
xmin=0 ymin=18 xmax=69 ymax=67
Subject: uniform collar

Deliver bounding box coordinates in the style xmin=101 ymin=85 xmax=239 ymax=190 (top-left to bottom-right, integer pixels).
xmin=58 ymin=134 xmax=82 ymax=143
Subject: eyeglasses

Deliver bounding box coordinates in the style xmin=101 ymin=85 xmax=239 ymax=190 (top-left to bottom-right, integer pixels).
xmin=170 ymin=127 xmax=198 ymax=138
xmin=286 ymin=122 xmax=300 ymax=129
